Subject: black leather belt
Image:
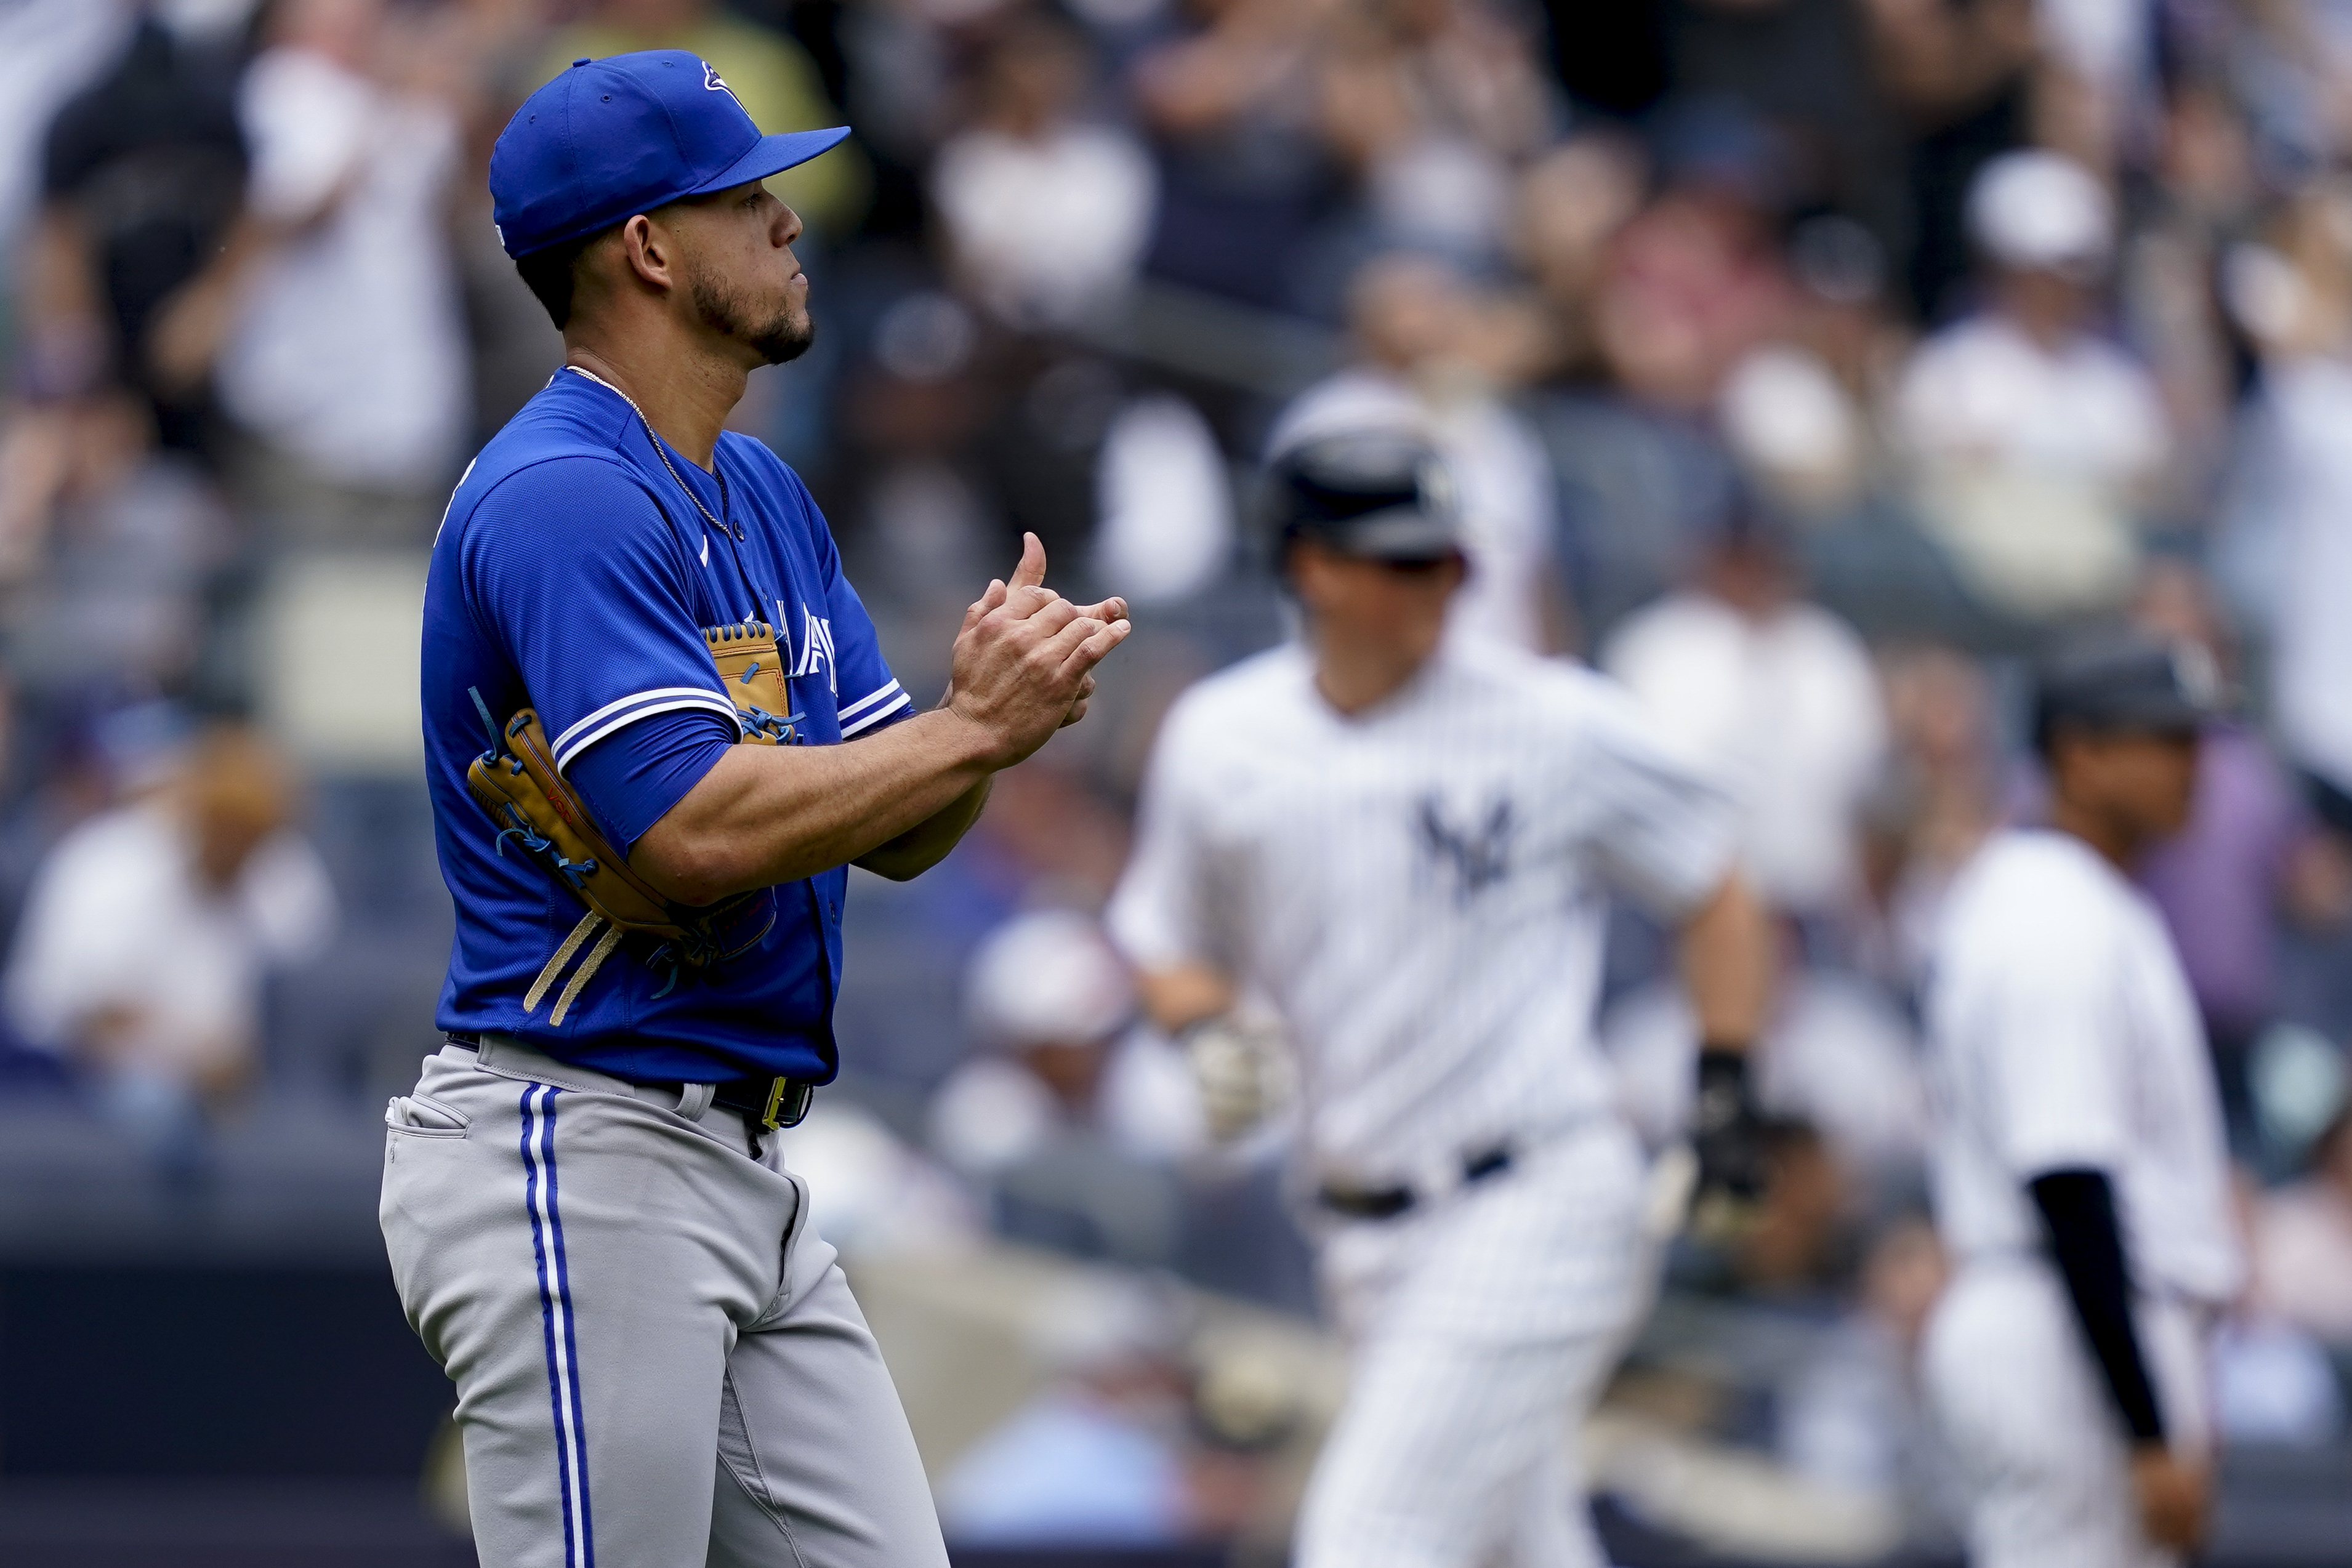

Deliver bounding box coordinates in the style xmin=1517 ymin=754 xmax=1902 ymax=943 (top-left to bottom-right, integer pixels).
xmin=712 ymin=1075 xmax=814 ymax=1131
xmin=1318 ymin=1143 xmax=1515 ymax=1221
xmin=445 ymin=1034 xmax=813 ymax=1132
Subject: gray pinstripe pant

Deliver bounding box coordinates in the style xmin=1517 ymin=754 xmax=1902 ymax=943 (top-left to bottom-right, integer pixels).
xmin=379 ymin=1038 xmax=946 ymax=1568
xmin=1295 ymin=1122 xmax=1653 ymax=1568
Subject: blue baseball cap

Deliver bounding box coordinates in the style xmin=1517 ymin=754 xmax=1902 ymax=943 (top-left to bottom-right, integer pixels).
xmin=490 ymin=50 xmax=850 ymax=259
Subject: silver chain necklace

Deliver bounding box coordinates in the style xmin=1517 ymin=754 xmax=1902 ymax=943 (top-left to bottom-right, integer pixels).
xmin=566 ymin=364 xmax=745 ymax=541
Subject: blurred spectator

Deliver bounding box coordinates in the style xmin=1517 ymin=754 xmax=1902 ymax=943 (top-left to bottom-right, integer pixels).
xmin=0 ymin=390 xmax=232 ymax=697
xmin=536 ymin=0 xmax=866 ymax=240
xmin=1855 ymin=0 xmax=2037 ymax=320
xmin=433 ymin=0 xmax=570 ymax=445
xmin=0 ymin=0 xmax=131 ymax=305
xmin=1603 ymin=500 xmax=1887 ymax=920
xmin=1775 ymin=1216 xmax=1965 ymax=1540
xmin=2221 ymin=183 xmax=2352 ymax=855
xmin=1857 ymin=645 xmax=2008 ymax=987
xmin=1728 ymin=1120 xmax=1858 ymax=1300
xmin=2132 ymin=559 xmax=2347 ymax=1155
xmin=210 ymin=0 xmax=469 ymax=542
xmin=1269 ymin=251 xmax=1560 ymax=652
xmin=932 ymin=11 xmax=1155 ymax=333
xmin=2 ymin=723 xmax=334 ymax=1173
xmin=1507 ymin=132 xmax=1647 ymax=383
xmin=1092 ymin=391 xmax=1234 ymax=606
xmin=1891 ymin=149 xmax=2164 ymax=625
xmin=1129 ymin=0 xmax=1347 ymax=312
xmin=937 ymin=1275 xmax=1195 ymax=1544
xmin=21 ymin=5 xmax=248 ymax=456
xmin=1311 ymin=0 xmax=1557 ymax=264
xmin=1592 ymin=183 xmax=1790 ymax=417
xmin=1534 ymin=179 xmax=1787 ymax=637
xmin=2253 ymin=1106 xmax=2352 ymax=1343
xmin=930 ymin=907 xmax=1204 ymax=1265
xmin=1717 ymin=339 xmax=1871 ymax=523
xmin=770 ymin=1099 xmax=981 ymax=1258
xmin=2213 ymin=1171 xmax=2345 ymax=1446
xmin=2117 ymin=81 xmax=2257 ymax=514
xmin=1654 ymin=0 xmax=1903 ymax=252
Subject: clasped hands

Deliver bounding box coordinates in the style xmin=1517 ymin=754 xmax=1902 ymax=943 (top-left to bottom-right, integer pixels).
xmin=943 ymin=533 xmax=1131 ymax=766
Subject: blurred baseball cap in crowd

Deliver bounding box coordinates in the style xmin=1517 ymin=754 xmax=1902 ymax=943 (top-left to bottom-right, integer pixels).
xmin=1268 ymin=432 xmax=1463 ymax=563
xmin=2033 ymin=627 xmax=2233 ymax=751
xmin=965 ymin=909 xmax=1136 ymax=1049
xmin=1968 ymin=150 xmax=2113 ymax=280
xmin=490 ymin=50 xmax=848 ymax=259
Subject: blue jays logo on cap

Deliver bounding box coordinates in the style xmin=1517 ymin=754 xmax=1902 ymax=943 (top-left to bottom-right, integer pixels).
xmin=702 ymin=60 xmax=744 ymax=110
xmin=489 ymin=50 xmax=849 ymax=259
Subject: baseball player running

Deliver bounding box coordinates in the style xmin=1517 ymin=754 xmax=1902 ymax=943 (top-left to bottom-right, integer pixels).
xmin=1922 ymin=631 xmax=2244 ymax=1568
xmin=1108 ymin=433 xmax=1774 ymax=1568
xmin=383 ymin=54 xmax=1129 ymax=1568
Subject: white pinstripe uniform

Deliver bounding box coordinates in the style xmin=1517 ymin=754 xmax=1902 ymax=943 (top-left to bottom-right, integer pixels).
xmin=1921 ymin=829 xmax=2243 ymax=1568
xmin=1109 ymin=639 xmax=1739 ymax=1568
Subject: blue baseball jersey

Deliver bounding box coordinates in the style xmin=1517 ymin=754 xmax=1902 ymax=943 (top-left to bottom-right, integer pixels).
xmin=421 ymin=367 xmax=914 ymax=1084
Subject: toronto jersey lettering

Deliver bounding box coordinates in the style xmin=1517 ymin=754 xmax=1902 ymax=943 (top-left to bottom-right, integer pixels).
xmin=420 ymin=368 xmax=913 ymax=1084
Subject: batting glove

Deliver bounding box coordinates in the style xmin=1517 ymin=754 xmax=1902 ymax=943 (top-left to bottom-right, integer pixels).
xmin=1182 ymin=1012 xmax=1293 ymax=1144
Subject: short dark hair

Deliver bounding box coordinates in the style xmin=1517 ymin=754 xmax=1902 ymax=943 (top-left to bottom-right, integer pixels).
xmin=514 ymin=227 xmax=608 ymax=330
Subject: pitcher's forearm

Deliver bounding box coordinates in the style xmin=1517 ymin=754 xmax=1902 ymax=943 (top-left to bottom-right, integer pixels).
xmin=630 ymin=709 xmax=995 ymax=901
xmin=854 ymin=776 xmax=991 ymax=881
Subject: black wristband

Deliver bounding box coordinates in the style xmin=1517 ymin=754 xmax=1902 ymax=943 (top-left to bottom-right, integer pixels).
xmin=1693 ymin=1047 xmax=1754 ymax=1137
xmin=2029 ymin=1168 xmax=2167 ymax=1445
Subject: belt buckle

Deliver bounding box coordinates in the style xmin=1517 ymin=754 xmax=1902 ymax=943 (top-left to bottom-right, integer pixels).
xmin=761 ymin=1077 xmax=813 ymax=1131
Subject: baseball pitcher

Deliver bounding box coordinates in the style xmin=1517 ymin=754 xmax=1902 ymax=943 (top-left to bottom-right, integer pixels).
xmin=383 ymin=53 xmax=1129 ymax=1568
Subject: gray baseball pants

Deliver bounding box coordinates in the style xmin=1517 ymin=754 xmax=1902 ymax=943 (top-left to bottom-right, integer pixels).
xmin=379 ymin=1036 xmax=947 ymax=1568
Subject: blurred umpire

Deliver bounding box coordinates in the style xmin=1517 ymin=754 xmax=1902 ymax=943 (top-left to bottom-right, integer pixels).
xmin=1922 ymin=631 xmax=2244 ymax=1567
xmin=1108 ymin=433 xmax=1775 ymax=1568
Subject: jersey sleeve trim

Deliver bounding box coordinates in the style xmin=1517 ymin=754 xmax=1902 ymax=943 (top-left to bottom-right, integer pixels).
xmin=838 ymin=681 xmax=912 ymax=736
xmin=552 ymin=689 xmax=743 ymax=771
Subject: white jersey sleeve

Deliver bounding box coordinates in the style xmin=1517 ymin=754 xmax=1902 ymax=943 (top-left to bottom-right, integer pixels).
xmin=1566 ymin=677 xmax=1742 ymax=920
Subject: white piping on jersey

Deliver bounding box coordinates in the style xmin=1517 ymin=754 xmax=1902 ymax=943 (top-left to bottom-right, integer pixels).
xmin=839 ymin=683 xmax=911 ymax=736
xmin=551 ymin=690 xmax=742 ymax=771
xmin=433 ymin=455 xmax=478 ymax=547
xmin=550 ymin=686 xmax=738 ymax=757
xmin=837 ymin=680 xmax=903 ymax=723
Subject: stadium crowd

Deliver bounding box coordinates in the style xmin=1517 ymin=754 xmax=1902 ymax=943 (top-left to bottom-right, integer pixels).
xmin=1 ymin=0 xmax=2351 ymax=1558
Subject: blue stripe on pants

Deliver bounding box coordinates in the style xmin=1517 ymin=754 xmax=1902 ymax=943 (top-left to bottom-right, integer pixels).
xmin=522 ymin=1084 xmax=595 ymax=1567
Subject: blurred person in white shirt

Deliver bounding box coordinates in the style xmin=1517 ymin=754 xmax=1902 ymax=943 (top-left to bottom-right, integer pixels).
xmin=931 ymin=12 xmax=1156 ymax=335
xmin=2215 ymin=183 xmax=2352 ymax=849
xmin=1270 ymin=251 xmax=1562 ymax=653
xmin=2253 ymin=1104 xmax=2352 ymax=1345
xmin=930 ymin=907 xmax=1207 ymax=1265
xmin=0 ymin=0 xmax=129 ymax=294
xmin=1603 ymin=496 xmax=1887 ymax=922
xmin=4 ymin=723 xmax=336 ymax=1170
xmin=203 ymin=0 xmax=468 ymax=539
xmin=1893 ymin=150 xmax=2165 ymax=623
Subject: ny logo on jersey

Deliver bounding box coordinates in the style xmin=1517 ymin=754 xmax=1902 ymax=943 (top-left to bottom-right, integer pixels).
xmin=789 ymin=603 xmax=837 ymax=694
xmin=1416 ymin=794 xmax=1515 ymax=903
